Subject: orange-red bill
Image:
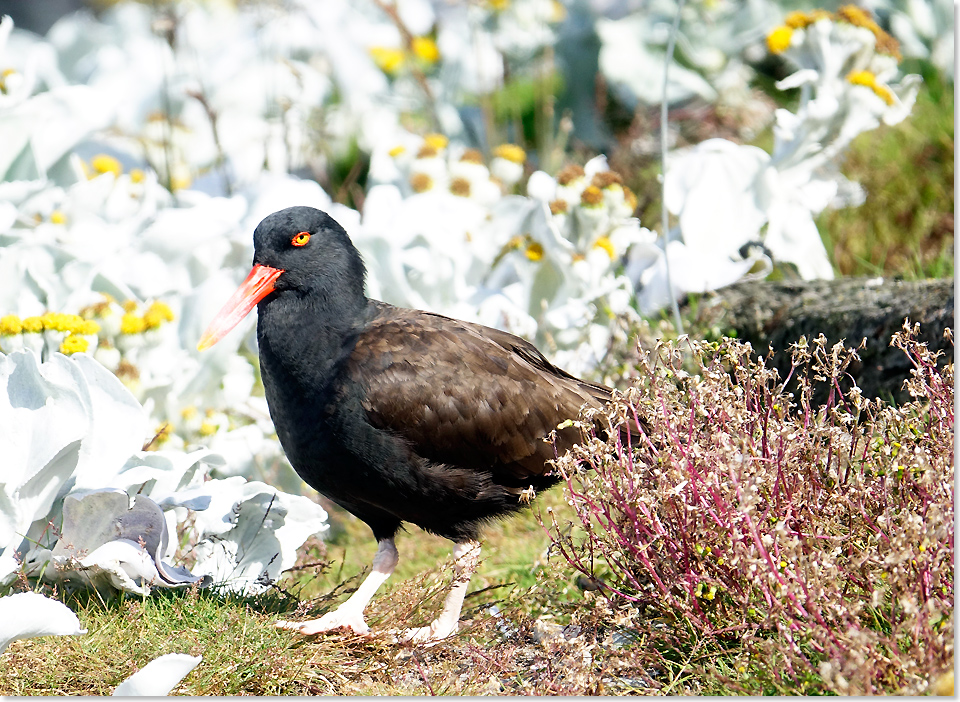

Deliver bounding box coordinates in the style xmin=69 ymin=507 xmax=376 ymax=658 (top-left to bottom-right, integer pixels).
xmin=197 ymin=264 xmax=284 ymax=351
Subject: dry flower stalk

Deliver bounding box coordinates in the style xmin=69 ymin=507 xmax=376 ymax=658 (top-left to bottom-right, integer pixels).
xmin=548 ymin=321 xmax=954 ymax=695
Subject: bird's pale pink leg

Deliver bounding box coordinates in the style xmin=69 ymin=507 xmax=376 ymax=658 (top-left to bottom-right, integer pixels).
xmin=400 ymin=540 xmax=481 ymax=644
xmin=277 ymin=538 xmax=398 ymax=636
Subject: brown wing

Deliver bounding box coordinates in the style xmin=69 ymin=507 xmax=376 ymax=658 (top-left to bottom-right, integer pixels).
xmin=345 ymin=304 xmax=611 ymax=482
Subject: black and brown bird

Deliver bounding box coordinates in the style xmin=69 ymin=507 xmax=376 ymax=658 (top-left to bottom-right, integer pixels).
xmin=198 ymin=206 xmax=628 ymax=643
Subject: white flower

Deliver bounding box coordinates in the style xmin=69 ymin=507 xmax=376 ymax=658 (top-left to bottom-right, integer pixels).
xmin=664 ymin=138 xmax=769 ymax=258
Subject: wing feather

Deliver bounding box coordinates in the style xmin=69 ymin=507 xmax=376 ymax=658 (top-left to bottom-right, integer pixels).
xmin=346 ymin=305 xmax=609 ymax=482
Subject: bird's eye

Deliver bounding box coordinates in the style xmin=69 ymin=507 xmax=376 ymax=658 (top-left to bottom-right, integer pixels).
xmin=291 ymin=232 xmax=311 ymax=247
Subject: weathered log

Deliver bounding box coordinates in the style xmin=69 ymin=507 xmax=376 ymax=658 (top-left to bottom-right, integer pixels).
xmin=693 ymin=277 xmax=954 ymax=404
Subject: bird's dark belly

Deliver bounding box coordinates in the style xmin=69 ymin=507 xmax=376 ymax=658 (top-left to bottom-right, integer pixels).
xmin=269 ymin=386 xmax=554 ymax=542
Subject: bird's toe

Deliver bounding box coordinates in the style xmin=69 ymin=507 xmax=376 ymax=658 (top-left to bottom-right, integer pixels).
xmin=397 ymin=619 xmax=461 ymax=645
xmin=276 ymin=610 xmax=371 ymax=636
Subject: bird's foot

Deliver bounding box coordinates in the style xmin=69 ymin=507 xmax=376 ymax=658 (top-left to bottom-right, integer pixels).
xmin=395 ymin=617 xmax=463 ymax=645
xmin=276 ymin=607 xmax=371 ymax=637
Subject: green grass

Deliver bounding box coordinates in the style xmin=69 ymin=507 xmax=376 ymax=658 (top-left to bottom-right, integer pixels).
xmin=0 ymin=486 xmax=842 ymax=696
xmin=0 ymin=490 xmax=591 ymax=696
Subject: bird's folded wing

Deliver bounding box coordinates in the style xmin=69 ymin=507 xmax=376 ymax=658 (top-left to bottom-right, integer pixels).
xmin=345 ymin=309 xmax=610 ymax=481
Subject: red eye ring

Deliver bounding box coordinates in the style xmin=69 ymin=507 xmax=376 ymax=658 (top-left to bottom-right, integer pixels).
xmin=291 ymin=232 xmax=311 ymax=247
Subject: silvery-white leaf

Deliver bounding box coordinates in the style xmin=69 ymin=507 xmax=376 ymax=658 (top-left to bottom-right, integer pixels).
xmin=77 ymin=539 xmax=160 ymax=595
xmin=0 ymin=554 xmax=20 ymax=587
xmin=109 ymin=449 xmax=224 ymax=507
xmin=0 ymin=350 xmax=87 ymax=491
xmin=190 ymin=484 xmax=327 ymax=593
xmin=112 ymin=653 xmax=202 ymax=696
xmin=0 ymin=592 xmax=86 ymax=654
xmin=60 ymin=354 xmax=150 ymax=490
xmin=0 ymin=350 xmax=152 ymax=569
xmin=50 ymin=491 xmax=206 ymax=594
xmin=0 ymin=439 xmax=81 ymax=571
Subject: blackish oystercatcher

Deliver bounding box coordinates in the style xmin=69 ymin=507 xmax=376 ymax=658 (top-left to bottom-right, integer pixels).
xmin=198 ymin=206 xmax=626 ymax=643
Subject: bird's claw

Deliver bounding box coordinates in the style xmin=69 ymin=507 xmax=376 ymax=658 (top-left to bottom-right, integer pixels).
xmin=276 ymin=609 xmax=371 ymax=637
xmin=394 ymin=618 xmax=463 ymax=645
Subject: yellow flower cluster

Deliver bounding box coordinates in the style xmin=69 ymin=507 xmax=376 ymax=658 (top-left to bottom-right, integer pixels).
xmin=765 ymin=26 xmax=794 ymax=55
xmin=492 ymin=143 xmax=527 ymax=165
xmin=498 ymin=234 xmax=545 ymax=263
xmin=767 ymin=6 xmax=902 ymax=60
xmin=836 ymin=5 xmax=902 ymax=60
xmin=423 ymin=133 xmax=449 ymax=150
xmin=59 ymin=335 xmax=90 ymax=355
xmin=369 ymin=35 xmax=441 ymax=75
xmin=0 ymin=312 xmax=100 ymax=336
xmin=847 ymin=69 xmax=895 ymax=105
xmin=120 ymin=300 xmax=176 ymax=334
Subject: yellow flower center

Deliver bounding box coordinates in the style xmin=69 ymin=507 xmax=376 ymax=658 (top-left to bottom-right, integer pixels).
xmin=449 ymin=177 xmax=471 ymax=197
xmin=0 ymin=67 xmax=17 ymax=94
xmin=129 ymin=168 xmax=146 ymax=184
xmin=836 ymin=5 xmax=902 ymax=60
xmin=120 ymin=313 xmax=146 ymax=335
xmin=77 ymin=319 xmax=101 ymax=335
xmin=41 ymin=312 xmax=90 ymax=333
xmin=60 ymin=335 xmax=90 ymax=355
xmin=410 ymin=172 xmax=434 ymax=193
xmin=122 ymin=300 xmax=139 ymax=313
xmin=459 ymin=148 xmax=484 ymax=164
xmin=591 ymin=171 xmax=623 ymax=189
xmin=199 ymin=421 xmax=218 ymax=437
xmin=525 ymin=242 xmax=544 ymax=261
xmin=21 ymin=316 xmax=43 ymax=333
xmin=766 ymin=26 xmax=794 ymax=54
xmin=580 ymin=185 xmax=604 ymax=208
xmin=423 ymin=133 xmax=449 ymax=150
xmin=411 ymin=36 xmax=440 ymax=64
xmin=784 ymin=10 xmax=831 ymax=28
xmin=181 ymin=405 xmax=198 ymax=420
xmin=847 ymin=70 xmax=895 ymax=104
xmin=388 ymin=145 xmax=406 ymax=158
xmin=91 ymin=154 xmax=123 ymax=178
xmin=416 ymin=144 xmax=439 ymax=159
xmin=556 ymin=164 xmax=585 ymax=186
xmin=170 ymin=172 xmax=192 ymax=191
xmin=369 ymin=46 xmax=406 ymax=74
xmin=143 ymin=300 xmax=175 ymax=329
xmin=549 ymin=199 xmax=568 ymax=215
xmin=0 ymin=314 xmax=22 ymax=335
xmin=493 ymin=144 xmax=526 ymax=164
xmin=153 ymin=422 xmax=173 ymax=445
xmin=49 ymin=210 xmax=67 ymax=225
xmin=593 ymin=236 xmax=616 ymax=259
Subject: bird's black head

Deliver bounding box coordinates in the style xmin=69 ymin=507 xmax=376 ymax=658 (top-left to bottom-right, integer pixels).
xmin=252 ymin=206 xmax=366 ymax=297
xmin=197 ymin=206 xmax=367 ymax=351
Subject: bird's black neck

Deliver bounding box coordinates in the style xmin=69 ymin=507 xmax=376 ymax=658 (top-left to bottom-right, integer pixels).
xmin=257 ymin=286 xmax=369 ymax=399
